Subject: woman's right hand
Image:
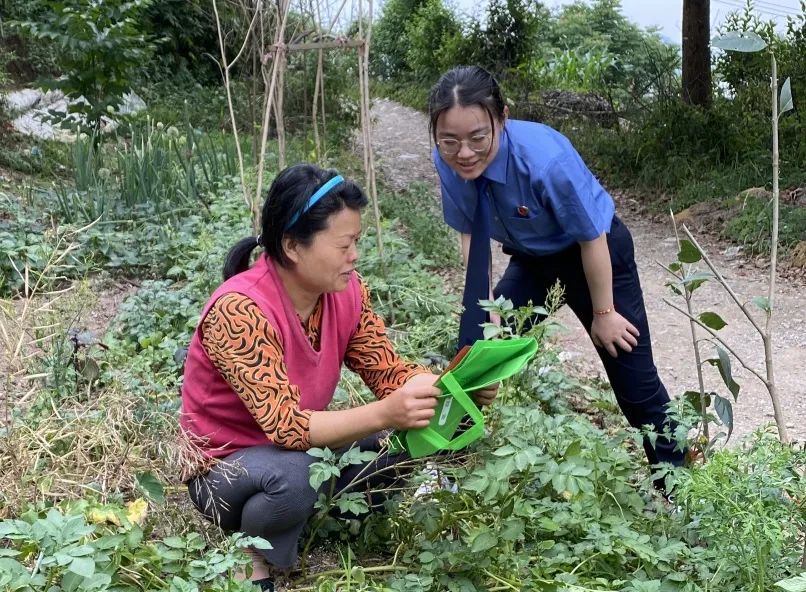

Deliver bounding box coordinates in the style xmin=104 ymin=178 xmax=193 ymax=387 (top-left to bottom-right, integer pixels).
xmin=381 ymin=373 xmax=440 ymax=430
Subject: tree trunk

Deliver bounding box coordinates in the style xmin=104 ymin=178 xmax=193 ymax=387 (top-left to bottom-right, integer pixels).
xmin=682 ymin=0 xmax=712 ymax=107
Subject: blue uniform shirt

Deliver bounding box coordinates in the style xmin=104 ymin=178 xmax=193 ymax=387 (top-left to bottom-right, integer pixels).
xmin=434 ymin=120 xmax=615 ymax=256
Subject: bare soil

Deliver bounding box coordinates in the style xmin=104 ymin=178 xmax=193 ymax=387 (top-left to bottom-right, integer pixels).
xmin=369 ymin=98 xmax=806 ymax=445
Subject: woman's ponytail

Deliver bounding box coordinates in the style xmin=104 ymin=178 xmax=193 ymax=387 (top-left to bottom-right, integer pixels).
xmin=222 ymin=237 xmax=261 ymax=280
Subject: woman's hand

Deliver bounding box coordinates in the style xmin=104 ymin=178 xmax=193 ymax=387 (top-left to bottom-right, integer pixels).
xmin=381 ymin=373 xmax=440 ymax=430
xmin=471 ymin=382 xmax=500 ymax=406
xmin=590 ymin=311 xmax=639 ymax=358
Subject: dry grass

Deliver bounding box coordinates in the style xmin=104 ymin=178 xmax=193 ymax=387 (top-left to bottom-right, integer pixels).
xmin=0 ymin=220 xmax=182 ymax=519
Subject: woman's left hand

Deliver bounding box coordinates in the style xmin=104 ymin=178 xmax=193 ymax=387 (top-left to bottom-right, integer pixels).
xmin=590 ymin=311 xmax=639 ymax=358
xmin=471 ymin=382 xmax=500 ymax=406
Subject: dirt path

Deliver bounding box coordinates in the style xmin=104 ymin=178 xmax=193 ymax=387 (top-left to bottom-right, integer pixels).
xmin=369 ymin=98 xmax=805 ymax=444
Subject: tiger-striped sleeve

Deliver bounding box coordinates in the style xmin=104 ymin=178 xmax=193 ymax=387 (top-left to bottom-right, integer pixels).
xmin=201 ymin=293 xmax=312 ymax=451
xmin=344 ymin=279 xmax=428 ymax=399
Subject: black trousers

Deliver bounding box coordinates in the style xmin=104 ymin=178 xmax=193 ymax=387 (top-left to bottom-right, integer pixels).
xmin=187 ymin=434 xmax=410 ymax=569
xmin=494 ymin=216 xmax=685 ymax=467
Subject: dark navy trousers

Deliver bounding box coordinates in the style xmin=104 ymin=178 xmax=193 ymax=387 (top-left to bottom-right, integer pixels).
xmin=494 ymin=216 xmax=685 ymax=468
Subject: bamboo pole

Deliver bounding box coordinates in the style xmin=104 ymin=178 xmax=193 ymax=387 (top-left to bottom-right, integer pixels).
xmin=312 ymin=49 xmax=324 ymax=161
xmin=212 ymin=0 xmax=262 ymax=210
xmin=766 ymin=55 xmax=788 ymax=444
xmin=275 ymin=46 xmax=287 ymax=170
xmin=311 ymin=0 xmax=324 ymax=161
xmin=285 ymin=39 xmax=365 ymax=50
xmin=357 ymin=0 xmax=382 ymax=260
xmin=254 ymin=0 xmax=291 ymax=232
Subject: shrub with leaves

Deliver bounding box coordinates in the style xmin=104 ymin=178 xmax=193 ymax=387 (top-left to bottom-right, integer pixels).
xmin=11 ymin=0 xmax=156 ymax=134
xmin=0 ymin=501 xmax=269 ymax=591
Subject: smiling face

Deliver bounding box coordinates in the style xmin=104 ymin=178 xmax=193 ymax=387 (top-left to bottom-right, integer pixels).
xmin=435 ymin=104 xmax=505 ymax=181
xmin=283 ymin=207 xmax=362 ymax=295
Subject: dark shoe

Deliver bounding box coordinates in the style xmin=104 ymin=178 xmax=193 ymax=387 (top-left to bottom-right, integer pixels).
xmin=254 ymin=578 xmax=274 ymax=591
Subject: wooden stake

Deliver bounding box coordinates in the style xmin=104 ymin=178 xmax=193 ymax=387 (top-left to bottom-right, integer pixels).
xmin=213 ymin=0 xmax=261 ymax=211
xmin=254 ymin=0 xmax=291 ymax=232
xmin=766 ymin=55 xmax=788 ymax=444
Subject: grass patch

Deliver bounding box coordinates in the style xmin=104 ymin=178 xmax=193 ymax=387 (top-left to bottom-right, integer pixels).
xmin=377 ymin=181 xmax=460 ymax=269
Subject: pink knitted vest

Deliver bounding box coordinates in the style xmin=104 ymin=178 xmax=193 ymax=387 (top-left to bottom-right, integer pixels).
xmin=180 ymin=254 xmax=362 ymax=458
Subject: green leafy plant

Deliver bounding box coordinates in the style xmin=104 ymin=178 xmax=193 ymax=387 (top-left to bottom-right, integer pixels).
xmin=11 ymin=0 xmax=156 ymax=134
xmin=660 ymin=29 xmax=795 ymax=449
xmin=51 ymin=117 xmax=244 ymax=225
xmin=676 ymin=435 xmax=806 ymax=591
xmin=0 ymin=502 xmax=269 ymax=591
xmin=300 ymin=446 xmax=384 ymax=566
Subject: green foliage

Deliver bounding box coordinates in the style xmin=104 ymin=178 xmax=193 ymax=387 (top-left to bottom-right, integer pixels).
xmin=284 ymin=45 xmax=364 ymax=144
xmin=371 ymin=0 xmax=429 ymax=79
xmin=662 ymin=233 xmax=741 ymax=453
xmin=714 ymin=4 xmax=805 ymax=108
xmin=404 ymin=0 xmax=463 ymax=83
xmin=544 ymin=0 xmax=677 ymax=100
xmin=0 ymin=128 xmax=246 ymax=297
xmin=141 ymin=0 xmax=223 ymax=83
xmin=0 ymin=1 xmax=58 ymax=84
xmin=377 ymin=181 xmax=459 ymax=266
xmin=304 ymin=446 xmax=381 ymax=550
xmin=512 ymin=47 xmax=616 ymax=95
xmin=465 ymin=0 xmax=550 ymax=75
xmin=372 ymin=0 xmax=681 ymax=115
xmin=137 ymin=76 xmax=232 ymax=131
xmin=676 ymin=435 xmax=806 ymax=591
xmin=359 ymin=218 xmax=458 ymax=328
xmin=0 ymin=502 xmax=268 ymax=591
xmin=51 ymin=118 xmax=245 ymax=225
xmin=11 ymin=0 xmax=156 ymax=134
xmin=724 ymin=193 xmax=806 ymax=255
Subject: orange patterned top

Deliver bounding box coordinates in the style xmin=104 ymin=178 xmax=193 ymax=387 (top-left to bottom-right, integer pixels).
xmin=200 ymin=279 xmax=426 ymax=451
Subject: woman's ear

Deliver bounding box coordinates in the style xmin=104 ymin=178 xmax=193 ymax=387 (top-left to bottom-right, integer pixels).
xmin=502 ymin=105 xmax=510 ymax=122
xmin=282 ymin=236 xmax=300 ymax=264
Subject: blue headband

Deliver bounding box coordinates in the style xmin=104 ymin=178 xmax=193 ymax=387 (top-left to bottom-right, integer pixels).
xmin=285 ymin=175 xmax=345 ymax=231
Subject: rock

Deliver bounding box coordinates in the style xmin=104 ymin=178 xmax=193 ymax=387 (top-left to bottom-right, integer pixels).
xmin=673 ymin=201 xmax=723 ymax=230
xmin=789 ymin=241 xmax=806 ymax=269
xmin=736 ymin=186 xmax=772 ymax=202
xmin=722 ymin=245 xmax=743 ymax=259
xmin=12 ymin=105 xmax=74 ymax=142
xmin=7 ymin=89 xmax=146 ymax=141
xmin=781 ymin=185 xmax=806 ymax=206
xmin=2 ymin=89 xmax=43 ymax=114
xmin=118 ymin=92 xmax=146 ymax=116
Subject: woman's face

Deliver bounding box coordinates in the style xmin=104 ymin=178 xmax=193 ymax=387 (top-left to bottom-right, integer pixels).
xmin=435 ymin=104 xmax=504 ymax=181
xmin=284 ymin=207 xmax=362 ymax=294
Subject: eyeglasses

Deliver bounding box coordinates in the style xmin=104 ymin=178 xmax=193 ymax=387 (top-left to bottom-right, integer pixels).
xmin=436 ymin=133 xmax=492 ymax=156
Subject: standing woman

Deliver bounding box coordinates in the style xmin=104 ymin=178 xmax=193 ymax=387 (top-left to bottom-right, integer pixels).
xmin=180 ymin=164 xmax=446 ymax=590
xmin=428 ymin=66 xmax=684 ymax=473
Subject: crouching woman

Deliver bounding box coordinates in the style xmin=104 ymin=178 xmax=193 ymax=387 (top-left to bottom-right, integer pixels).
xmin=179 ymin=164 xmax=442 ymax=589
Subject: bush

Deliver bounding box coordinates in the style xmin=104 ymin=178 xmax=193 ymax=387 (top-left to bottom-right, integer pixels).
xmin=0 ymin=504 xmax=266 ymax=592
xmin=0 ymin=1 xmax=58 ymax=83
xmin=371 ymin=0 xmax=429 ymax=79
xmin=404 ymin=0 xmax=464 ymax=84
xmin=141 ymin=0 xmax=224 ymax=84
xmin=11 ymin=0 xmax=156 ymax=133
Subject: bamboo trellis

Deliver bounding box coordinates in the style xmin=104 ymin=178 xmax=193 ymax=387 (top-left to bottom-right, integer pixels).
xmin=212 ymin=0 xmax=383 ymax=260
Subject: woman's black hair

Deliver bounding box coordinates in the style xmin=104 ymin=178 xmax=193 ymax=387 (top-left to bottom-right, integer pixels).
xmin=428 ymin=66 xmax=507 ymax=144
xmin=223 ymin=164 xmax=368 ymax=280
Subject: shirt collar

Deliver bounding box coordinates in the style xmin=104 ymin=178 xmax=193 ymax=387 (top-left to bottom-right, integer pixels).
xmin=481 ymin=125 xmax=509 ymax=185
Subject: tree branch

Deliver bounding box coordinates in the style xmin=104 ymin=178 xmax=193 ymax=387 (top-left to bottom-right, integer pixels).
xmin=663 ymin=298 xmax=768 ymax=386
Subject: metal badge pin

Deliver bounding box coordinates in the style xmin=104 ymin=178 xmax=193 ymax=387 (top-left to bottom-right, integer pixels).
xmin=517 ymin=205 xmax=529 ymax=217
